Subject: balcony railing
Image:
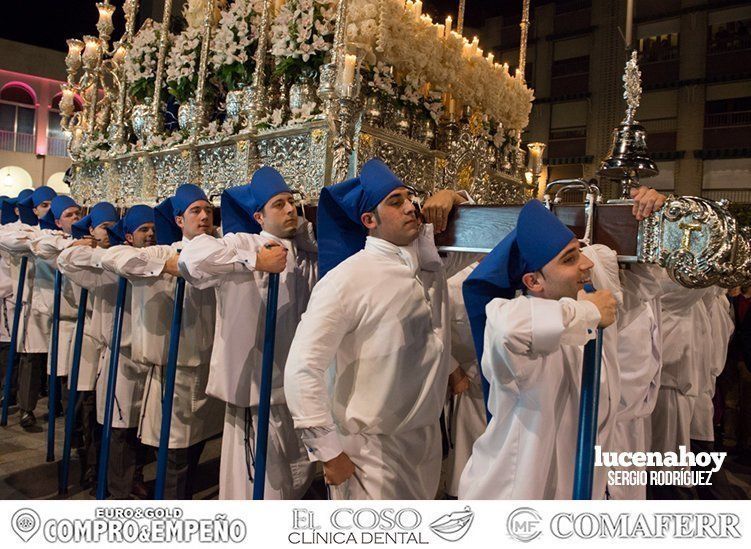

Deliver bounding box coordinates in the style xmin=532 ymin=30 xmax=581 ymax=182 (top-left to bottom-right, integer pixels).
xmin=0 ymin=130 xmax=35 ymax=153
xmin=702 ymin=188 xmax=751 ymax=203
xmin=47 ymin=136 xmax=69 ymax=157
xmin=708 ymin=35 xmax=751 ymax=55
xmin=705 ymin=110 xmax=751 ymax=128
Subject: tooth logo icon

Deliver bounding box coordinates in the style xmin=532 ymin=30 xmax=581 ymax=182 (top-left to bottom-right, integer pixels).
xmin=11 ymin=508 xmax=41 ymax=542
xmin=429 ymin=506 xmax=475 ymax=542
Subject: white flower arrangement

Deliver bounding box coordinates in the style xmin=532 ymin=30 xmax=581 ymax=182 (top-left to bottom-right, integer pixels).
xmin=165 ymin=26 xmax=203 ymax=103
xmin=366 ymin=62 xmax=396 ymax=98
xmin=346 ymin=0 xmax=534 ymax=130
xmin=270 ymin=0 xmax=337 ymax=79
xmin=123 ymin=19 xmax=163 ymax=103
xmin=210 ymin=0 xmax=264 ymax=91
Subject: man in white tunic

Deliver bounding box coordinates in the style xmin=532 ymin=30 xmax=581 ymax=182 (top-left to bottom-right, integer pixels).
xmin=102 ymin=185 xmax=223 ymax=499
xmin=690 ymin=287 xmax=735 ymax=498
xmin=458 ymin=200 xmax=618 ymax=500
xmin=0 ymin=186 xmax=65 ymax=429
xmin=0 ymin=195 xmax=22 ymax=409
xmin=285 ymin=158 xmax=473 ymax=499
xmin=58 ymin=202 xmax=153 ymax=497
xmin=442 ymin=263 xmax=487 ymax=499
xmin=178 ymin=166 xmax=316 ymax=499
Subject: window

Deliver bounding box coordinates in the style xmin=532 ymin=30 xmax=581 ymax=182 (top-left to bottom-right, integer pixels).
xmin=0 ymin=83 xmax=36 ymax=153
xmin=47 ymin=93 xmax=81 ymax=157
xmin=708 ymin=18 xmax=751 ymax=54
xmin=638 ymin=33 xmax=679 ymax=63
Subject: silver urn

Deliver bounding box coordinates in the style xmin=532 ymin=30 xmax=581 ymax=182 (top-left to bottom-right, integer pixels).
xmin=225 ymin=89 xmax=244 ymax=122
xmin=178 ymin=100 xmax=204 ymax=132
xmin=131 ymin=104 xmax=150 ymax=140
xmin=289 ymin=76 xmax=318 ymax=113
xmin=363 ymin=94 xmax=384 ymax=126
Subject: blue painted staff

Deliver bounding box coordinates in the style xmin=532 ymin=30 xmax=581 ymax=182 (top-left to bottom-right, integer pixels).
xmin=151 ymin=189 xmax=200 ymax=499
xmin=253 ymin=271 xmax=280 ymax=500
xmin=96 ymin=275 xmax=128 ymax=500
xmin=220 ymin=168 xmax=298 ymax=499
xmin=0 ymin=256 xmax=28 ymax=426
xmin=572 ymin=284 xmax=604 ymax=500
xmin=154 ymin=277 xmax=185 ymax=500
xmin=46 ymin=270 xmax=63 ymax=462
xmin=59 ymin=286 xmax=88 ymax=495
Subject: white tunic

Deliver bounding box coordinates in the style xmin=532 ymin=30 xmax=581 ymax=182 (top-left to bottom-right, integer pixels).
xmin=57 ymin=245 xmax=146 ymax=417
xmin=29 ymin=233 xmax=89 ymax=379
xmin=285 ymin=224 xmax=473 ymax=499
xmin=458 ymin=294 xmax=601 ymax=500
xmin=443 ymin=263 xmax=487 ymax=498
xmin=0 ymin=222 xmax=49 ymax=354
xmin=651 ymin=277 xmax=712 ymax=458
xmin=178 ymin=222 xmax=317 ymax=499
xmin=690 ymin=289 xmax=734 ymax=442
xmin=102 ymin=239 xmax=223 ymax=448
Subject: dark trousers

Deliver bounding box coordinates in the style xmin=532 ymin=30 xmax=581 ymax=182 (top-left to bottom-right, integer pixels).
xmin=74 ymin=390 xmax=99 ymax=486
xmin=0 ymin=341 xmax=17 ymax=403
xmin=163 ymin=440 xmax=207 ymax=500
xmin=17 ymin=352 xmax=46 ymax=412
xmin=109 ymin=427 xmax=147 ymax=499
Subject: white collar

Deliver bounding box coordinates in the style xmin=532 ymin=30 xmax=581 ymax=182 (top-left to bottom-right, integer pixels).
xmin=260 ymin=230 xmax=296 ymax=254
xmin=365 ymin=236 xmax=419 ymax=275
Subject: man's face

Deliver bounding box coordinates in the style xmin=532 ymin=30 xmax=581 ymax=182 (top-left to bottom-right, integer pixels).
xmin=126 ymin=222 xmax=156 ymax=248
xmin=176 ymin=200 xmax=213 ymax=240
xmin=89 ymin=221 xmax=116 ymax=248
xmin=33 ymin=200 xmax=52 ymax=219
xmin=523 ymin=239 xmax=594 ymax=300
xmin=55 ymin=206 xmax=82 ymax=235
xmin=360 ymin=187 xmax=420 ymax=247
xmin=253 ymin=192 xmax=298 ymax=239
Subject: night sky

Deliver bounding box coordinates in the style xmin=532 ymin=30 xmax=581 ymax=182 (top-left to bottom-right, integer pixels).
xmin=0 ymin=0 xmax=533 ymax=53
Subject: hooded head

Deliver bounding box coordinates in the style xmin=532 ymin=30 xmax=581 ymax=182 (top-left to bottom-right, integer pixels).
xmin=109 ymin=205 xmax=155 ymax=248
xmin=221 ymin=166 xmax=295 ymax=237
xmin=0 ymin=196 xmax=20 ymax=225
xmin=42 ymin=195 xmax=81 ymax=234
xmin=462 ymin=200 xmax=584 ymax=398
xmin=156 ymin=184 xmax=212 ymax=244
xmin=317 ymin=159 xmax=412 ymax=278
xmin=72 ymin=201 xmax=119 ymax=246
xmin=17 ymin=187 xmax=53 ymax=225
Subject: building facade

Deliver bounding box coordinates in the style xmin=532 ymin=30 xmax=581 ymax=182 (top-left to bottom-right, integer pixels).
xmin=0 ymin=38 xmax=75 ymax=197
xmin=478 ymin=0 xmax=751 ymax=202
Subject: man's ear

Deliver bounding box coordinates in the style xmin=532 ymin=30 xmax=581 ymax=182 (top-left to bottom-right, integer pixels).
xmin=55 ymin=219 xmax=62 ymax=230
xmin=89 ymin=226 xmax=96 ymax=236
xmin=360 ymin=211 xmax=377 ymax=230
xmin=521 ymin=271 xmax=544 ymax=294
xmin=125 ymin=233 xmax=134 ymax=245
xmin=175 ymin=215 xmax=185 ymax=229
xmin=253 ymin=211 xmax=263 ymax=227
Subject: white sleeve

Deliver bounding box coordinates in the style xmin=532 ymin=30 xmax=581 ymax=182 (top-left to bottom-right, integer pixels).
xmin=57 ymin=246 xmax=113 ymax=290
xmin=284 ymin=276 xmax=351 ymax=462
xmin=0 ymin=225 xmax=37 ymax=255
xmin=177 ymin=233 xmax=261 ymax=289
xmin=30 ymin=233 xmax=71 ymax=263
xmin=483 ymin=296 xmax=599 ymax=385
xmin=101 ymin=244 xmax=174 ymax=279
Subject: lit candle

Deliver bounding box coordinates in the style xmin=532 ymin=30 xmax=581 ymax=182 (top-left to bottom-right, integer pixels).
xmin=66 ymin=39 xmax=84 ymax=71
xmin=487 ymin=52 xmax=494 ymax=64
xmin=414 ymin=0 xmax=422 ymax=17
xmin=449 ymin=98 xmax=455 ymax=117
xmin=342 ymin=54 xmax=357 ymax=86
xmin=477 ymin=48 xmax=483 ymax=58
xmin=436 ymin=24 xmax=444 ymax=39
xmin=503 ymin=62 xmax=509 ymax=73
xmin=445 ymin=15 xmax=452 ymax=35
xmin=82 ymin=35 xmax=102 ymax=69
xmin=515 ymin=67 xmax=522 ymax=78
xmin=60 ymin=86 xmax=76 ymax=115
xmin=471 ymin=36 xmax=479 ymax=55
xmin=406 ymin=0 xmax=413 ymax=13
xmin=96 ymin=2 xmax=115 ymax=39
xmin=462 ymin=43 xmax=472 ymax=58
xmin=113 ymin=42 xmax=127 ymax=65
